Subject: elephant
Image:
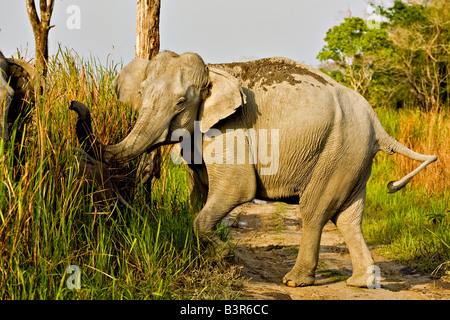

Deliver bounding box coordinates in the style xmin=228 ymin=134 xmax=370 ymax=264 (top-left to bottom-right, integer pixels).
xmin=82 ymin=50 xmax=437 ymax=288
xmin=0 ymin=51 xmax=38 ymax=141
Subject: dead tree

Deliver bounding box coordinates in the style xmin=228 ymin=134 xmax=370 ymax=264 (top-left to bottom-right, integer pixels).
xmin=26 ymin=0 xmax=55 ymax=76
xmin=135 ymin=0 xmax=161 ymax=60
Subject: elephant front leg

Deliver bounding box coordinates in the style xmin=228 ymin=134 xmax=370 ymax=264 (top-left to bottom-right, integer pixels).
xmin=194 ymin=198 xmax=243 ymax=258
xmin=188 ymin=165 xmax=208 ymax=212
xmin=193 ymin=164 xmax=256 ymax=257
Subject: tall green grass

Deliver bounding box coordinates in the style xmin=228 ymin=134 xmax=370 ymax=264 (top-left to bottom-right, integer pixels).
xmin=0 ymin=48 xmax=242 ymax=300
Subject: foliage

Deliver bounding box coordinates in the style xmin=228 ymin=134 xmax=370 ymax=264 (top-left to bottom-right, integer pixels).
xmin=317 ymin=16 xmax=395 ymax=106
xmin=318 ymin=0 xmax=450 ymax=112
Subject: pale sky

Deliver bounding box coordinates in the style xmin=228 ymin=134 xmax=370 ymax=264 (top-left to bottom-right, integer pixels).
xmin=0 ymin=0 xmax=390 ymax=67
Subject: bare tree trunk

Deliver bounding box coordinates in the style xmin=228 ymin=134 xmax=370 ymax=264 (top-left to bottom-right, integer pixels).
xmin=135 ymin=0 xmax=160 ymax=60
xmin=26 ymin=0 xmax=55 ymax=76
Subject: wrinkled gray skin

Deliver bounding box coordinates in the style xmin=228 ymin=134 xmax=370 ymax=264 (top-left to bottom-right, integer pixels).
xmin=112 ymin=59 xmax=161 ymax=196
xmin=112 ymin=58 xmax=149 ymax=112
xmin=0 ymin=51 xmax=38 ymax=141
xmin=101 ymin=51 xmax=437 ymax=288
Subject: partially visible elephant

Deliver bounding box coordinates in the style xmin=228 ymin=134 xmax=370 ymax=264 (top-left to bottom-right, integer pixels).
xmin=69 ymin=101 xmax=141 ymax=219
xmin=0 ymin=51 xmax=38 ymax=141
xmin=84 ymin=51 xmax=437 ymax=288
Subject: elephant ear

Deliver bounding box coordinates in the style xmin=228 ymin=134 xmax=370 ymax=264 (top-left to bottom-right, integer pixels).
xmin=112 ymin=58 xmax=151 ymax=111
xmin=199 ymin=67 xmax=246 ymax=133
xmin=7 ymin=58 xmax=41 ymax=98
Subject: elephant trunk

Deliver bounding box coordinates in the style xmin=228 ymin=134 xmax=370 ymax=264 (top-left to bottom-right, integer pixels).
xmin=69 ymin=101 xmax=104 ymax=160
xmin=102 ymin=108 xmax=170 ymax=164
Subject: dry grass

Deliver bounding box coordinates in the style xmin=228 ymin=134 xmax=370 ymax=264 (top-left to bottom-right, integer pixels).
xmin=365 ymin=106 xmax=449 ymax=275
xmin=394 ymin=109 xmax=449 ymax=194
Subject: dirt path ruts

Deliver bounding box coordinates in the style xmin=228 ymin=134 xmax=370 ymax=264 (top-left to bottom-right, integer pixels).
xmin=224 ymin=201 xmax=450 ymax=300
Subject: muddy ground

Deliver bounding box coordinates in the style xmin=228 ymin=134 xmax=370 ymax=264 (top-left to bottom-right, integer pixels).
xmin=224 ymin=201 xmax=450 ymax=300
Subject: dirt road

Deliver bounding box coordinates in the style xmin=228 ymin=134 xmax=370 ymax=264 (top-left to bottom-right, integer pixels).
xmin=225 ymin=201 xmax=450 ymax=300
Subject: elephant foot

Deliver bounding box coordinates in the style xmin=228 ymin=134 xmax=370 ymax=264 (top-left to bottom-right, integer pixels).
xmin=282 ymin=271 xmax=315 ymax=287
xmin=346 ymin=274 xmax=372 ymax=288
xmin=199 ymin=233 xmax=232 ymax=259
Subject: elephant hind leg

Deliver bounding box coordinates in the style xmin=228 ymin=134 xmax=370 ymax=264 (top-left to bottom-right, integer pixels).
xmin=332 ymin=187 xmax=375 ymax=288
xmin=282 ymin=173 xmax=362 ymax=287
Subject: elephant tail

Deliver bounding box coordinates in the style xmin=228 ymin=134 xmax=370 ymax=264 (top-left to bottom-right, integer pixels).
xmin=375 ymin=120 xmax=438 ymax=193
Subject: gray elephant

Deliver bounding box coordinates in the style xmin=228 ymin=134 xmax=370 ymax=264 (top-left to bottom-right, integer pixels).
xmin=87 ymin=51 xmax=437 ymax=288
xmin=0 ymin=51 xmax=38 ymax=141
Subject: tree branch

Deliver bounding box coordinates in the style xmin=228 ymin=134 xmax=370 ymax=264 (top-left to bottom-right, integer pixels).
xmin=26 ymin=0 xmax=40 ymax=27
xmin=39 ymin=0 xmax=54 ymax=28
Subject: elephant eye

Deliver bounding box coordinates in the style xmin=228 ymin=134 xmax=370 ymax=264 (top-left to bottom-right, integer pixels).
xmin=176 ymin=97 xmax=186 ymax=106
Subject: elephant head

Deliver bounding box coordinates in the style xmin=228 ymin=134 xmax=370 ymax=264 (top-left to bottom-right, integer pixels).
xmin=102 ymin=51 xmax=246 ymax=164
xmin=0 ymin=51 xmax=39 ymax=141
